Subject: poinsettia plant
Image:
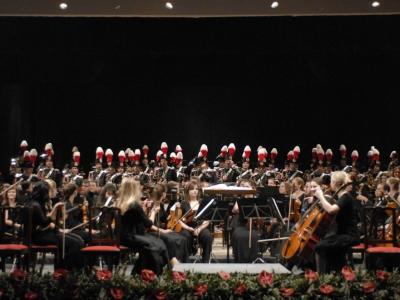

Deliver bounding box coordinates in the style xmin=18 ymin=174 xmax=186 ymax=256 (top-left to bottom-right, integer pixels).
xmin=0 ymin=266 xmax=400 ymax=299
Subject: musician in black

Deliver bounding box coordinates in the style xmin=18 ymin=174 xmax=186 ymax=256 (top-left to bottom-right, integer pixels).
xmin=42 ymin=156 xmax=63 ymax=188
xmin=26 ymin=181 xmax=84 ymax=270
xmin=63 ymin=183 xmax=89 ymax=243
xmin=117 ymin=178 xmax=169 ymax=275
xmin=160 ymin=155 xmax=177 ymax=182
xmin=148 ymin=183 xmax=189 ymax=263
xmin=176 ymin=182 xmax=213 ymax=263
xmin=312 ymin=171 xmax=360 ymax=274
xmin=230 ymin=179 xmax=259 ymax=263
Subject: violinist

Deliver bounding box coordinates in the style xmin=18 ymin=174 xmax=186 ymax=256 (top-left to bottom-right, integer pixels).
xmin=312 ymin=171 xmax=360 ymax=274
xmin=62 ymin=183 xmax=89 ymax=243
xmin=26 ymin=181 xmax=84 ymax=270
xmin=149 ymin=184 xmax=189 ymax=263
xmin=176 ymin=182 xmax=213 ymax=263
xmin=116 ymin=178 xmax=169 ymax=275
xmin=231 ymin=179 xmax=259 ymax=263
xmin=290 ymin=177 xmax=305 ymax=222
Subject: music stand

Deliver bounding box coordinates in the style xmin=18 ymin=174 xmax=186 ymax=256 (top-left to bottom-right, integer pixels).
xmin=237 ymin=197 xmax=272 ymax=250
xmin=194 ymin=197 xmax=232 ymax=263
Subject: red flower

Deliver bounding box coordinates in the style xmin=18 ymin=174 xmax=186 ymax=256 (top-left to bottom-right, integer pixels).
xmin=24 ymin=291 xmax=38 ymax=300
xmin=304 ymin=269 xmax=319 ymax=283
xmin=96 ymin=269 xmax=112 ymax=281
xmin=141 ymin=269 xmax=156 ymax=283
xmin=11 ymin=269 xmax=26 ymax=282
xmin=218 ymin=271 xmax=231 ymax=281
xmin=341 ymin=266 xmax=355 ymax=282
xmin=363 ymin=281 xmax=376 ymax=294
xmin=53 ymin=268 xmax=69 ymax=280
xmin=110 ymin=288 xmax=124 ymax=300
xmin=376 ymin=270 xmax=389 ymax=282
xmin=258 ymin=271 xmax=273 ymax=287
xmin=280 ymin=288 xmax=295 ymax=298
xmin=234 ymin=282 xmax=246 ymax=296
xmin=319 ymin=284 xmax=334 ymax=295
xmin=155 ymin=290 xmax=167 ymax=300
xmin=194 ymin=284 xmax=208 ymax=297
xmin=172 ymin=271 xmax=186 ymax=284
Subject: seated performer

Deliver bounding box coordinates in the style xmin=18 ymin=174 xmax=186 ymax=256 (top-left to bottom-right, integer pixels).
xmin=26 ymin=181 xmax=84 ymax=270
xmin=148 ymin=183 xmax=189 ymax=263
xmin=175 ymin=182 xmax=213 ymax=263
xmin=116 ymin=178 xmax=169 ymax=275
xmin=312 ymin=171 xmax=360 ymax=274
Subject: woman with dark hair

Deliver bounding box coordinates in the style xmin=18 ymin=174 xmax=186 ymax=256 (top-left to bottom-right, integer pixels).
xmin=230 ymin=179 xmax=259 ymax=263
xmin=176 ymin=182 xmax=213 ymax=263
xmin=26 ymin=181 xmax=84 ymax=270
xmin=149 ymin=183 xmax=189 ymax=263
xmin=63 ymin=183 xmax=89 ymax=243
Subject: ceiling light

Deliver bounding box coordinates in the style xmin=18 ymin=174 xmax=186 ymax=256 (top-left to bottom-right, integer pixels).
xmin=371 ymin=1 xmax=380 ymax=8
xmin=271 ymin=1 xmax=279 ymax=9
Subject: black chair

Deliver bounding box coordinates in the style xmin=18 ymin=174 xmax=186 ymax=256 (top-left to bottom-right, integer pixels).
xmin=0 ymin=206 xmax=30 ymax=272
xmin=362 ymin=206 xmax=400 ymax=271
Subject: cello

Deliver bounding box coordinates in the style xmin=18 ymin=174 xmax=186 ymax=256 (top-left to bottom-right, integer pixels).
xmin=281 ymin=182 xmax=351 ymax=265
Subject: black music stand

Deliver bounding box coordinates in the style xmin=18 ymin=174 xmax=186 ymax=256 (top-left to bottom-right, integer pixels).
xmin=194 ymin=197 xmax=232 ymax=263
xmin=237 ymin=197 xmax=272 ymax=249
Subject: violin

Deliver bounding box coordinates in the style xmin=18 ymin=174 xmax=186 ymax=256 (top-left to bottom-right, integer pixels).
xmin=166 ymin=203 xmax=183 ymax=232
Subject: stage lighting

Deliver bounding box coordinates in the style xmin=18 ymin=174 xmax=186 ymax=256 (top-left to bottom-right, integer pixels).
xmin=59 ymin=3 xmax=68 ymax=10
xmin=165 ymin=2 xmax=173 ymax=9
xmin=271 ymin=1 xmax=279 ymax=9
xmin=371 ymin=1 xmax=380 ymax=8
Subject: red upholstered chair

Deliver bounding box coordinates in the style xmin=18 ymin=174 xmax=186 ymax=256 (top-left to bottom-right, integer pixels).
xmin=0 ymin=206 xmax=30 ymax=272
xmin=362 ymin=206 xmax=400 ymax=271
xmin=80 ymin=206 xmax=122 ymax=271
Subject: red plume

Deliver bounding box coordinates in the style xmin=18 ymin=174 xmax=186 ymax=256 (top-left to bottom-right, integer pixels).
xmin=29 ymin=149 xmax=38 ymax=165
xmin=200 ymin=144 xmax=208 ymax=157
xmin=105 ymin=149 xmax=113 ymax=165
xmin=287 ymin=151 xmax=294 ymax=162
xmin=326 ymin=149 xmax=333 ymax=162
xmin=339 ymin=144 xmax=347 ymax=158
xmin=244 ymin=145 xmax=251 ymax=158
xmin=228 ymin=143 xmax=236 ymax=156
xmin=161 ymin=142 xmax=168 ymax=155
xmin=73 ymin=151 xmax=81 ymax=165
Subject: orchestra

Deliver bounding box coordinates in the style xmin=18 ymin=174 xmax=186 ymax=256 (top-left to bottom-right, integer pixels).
xmin=2 ymin=141 xmax=400 ymax=276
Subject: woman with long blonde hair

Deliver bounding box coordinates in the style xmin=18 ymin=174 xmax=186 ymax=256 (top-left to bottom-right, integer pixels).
xmin=116 ymin=177 xmax=169 ymax=275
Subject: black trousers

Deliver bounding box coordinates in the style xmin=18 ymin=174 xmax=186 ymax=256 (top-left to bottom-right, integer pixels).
xmin=180 ymin=228 xmax=213 ymax=263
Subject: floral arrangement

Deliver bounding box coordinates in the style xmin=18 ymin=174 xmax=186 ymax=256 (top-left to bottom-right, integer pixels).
xmin=0 ymin=266 xmax=398 ymax=299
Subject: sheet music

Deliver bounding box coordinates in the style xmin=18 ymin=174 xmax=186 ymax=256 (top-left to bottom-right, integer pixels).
xmin=203 ymin=184 xmax=253 ymax=191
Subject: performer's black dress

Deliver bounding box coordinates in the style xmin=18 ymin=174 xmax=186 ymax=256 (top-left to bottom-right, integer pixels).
xmin=151 ymin=202 xmax=189 ymax=263
xmin=179 ymin=200 xmax=213 ymax=263
xmin=120 ymin=202 xmax=169 ymax=275
xmin=27 ymin=200 xmax=84 ymax=270
xmin=230 ymin=212 xmax=259 ymax=263
xmin=315 ymin=192 xmax=360 ymax=273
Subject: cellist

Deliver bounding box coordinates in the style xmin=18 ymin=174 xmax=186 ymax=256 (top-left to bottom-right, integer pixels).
xmin=312 ymin=171 xmax=360 ymax=274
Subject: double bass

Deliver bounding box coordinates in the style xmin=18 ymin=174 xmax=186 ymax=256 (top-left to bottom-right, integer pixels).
xmin=281 ymin=182 xmax=351 ymax=265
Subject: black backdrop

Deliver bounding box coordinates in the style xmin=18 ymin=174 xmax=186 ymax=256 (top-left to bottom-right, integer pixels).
xmin=1 ymin=16 xmax=399 ymax=174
